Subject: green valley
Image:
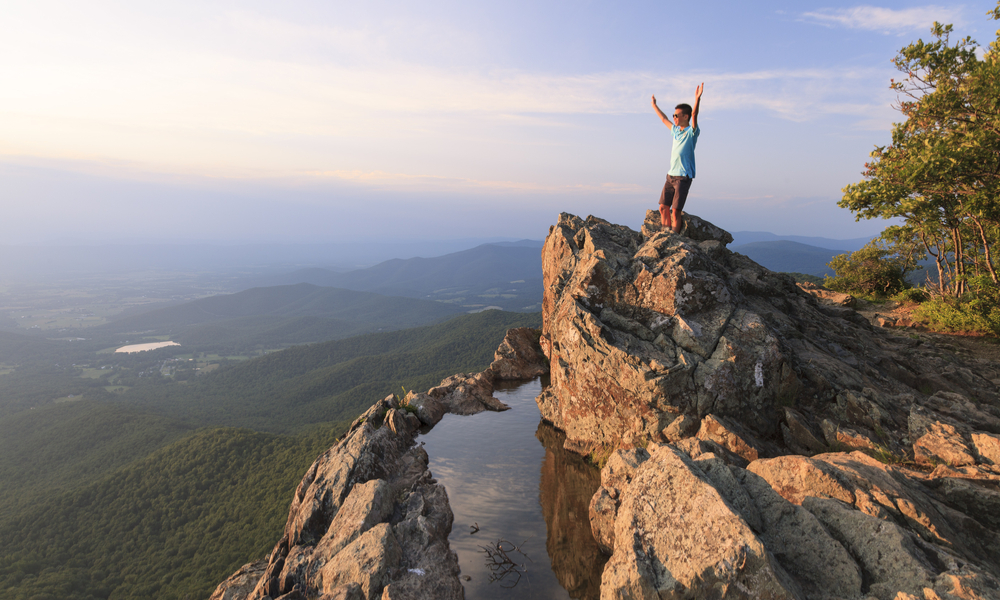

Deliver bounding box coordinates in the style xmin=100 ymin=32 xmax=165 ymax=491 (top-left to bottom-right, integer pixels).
xmin=0 ymin=297 xmax=541 ymax=600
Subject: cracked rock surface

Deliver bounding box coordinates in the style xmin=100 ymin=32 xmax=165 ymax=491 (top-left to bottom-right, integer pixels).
xmin=540 ymin=212 xmax=1000 ymax=599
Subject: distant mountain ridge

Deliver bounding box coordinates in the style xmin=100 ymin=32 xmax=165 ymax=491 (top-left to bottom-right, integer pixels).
xmin=730 ymin=240 xmax=841 ymax=277
xmin=255 ymin=242 xmax=544 ymax=312
xmin=101 ymin=283 xmax=462 ymax=332
xmin=729 ymin=231 xmax=872 ymax=252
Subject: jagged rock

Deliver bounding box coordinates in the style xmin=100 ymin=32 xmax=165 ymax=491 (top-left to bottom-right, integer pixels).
xmin=214 ymin=397 xmax=461 ymax=600
xmin=538 ymin=212 xmax=1000 ymax=457
xmin=695 ymin=414 xmax=767 ymax=462
xmin=746 ymin=454 xmax=856 ymax=507
xmin=403 ymin=393 xmax=446 ymax=426
xmin=662 ymin=413 xmax=699 ymax=442
xmin=924 ymin=391 xmax=1000 ymax=434
xmin=425 ymin=372 xmax=509 ymax=414
xmin=973 ymin=432 xmax=1000 ymax=465
xmin=588 ymin=488 xmax=617 ymax=556
xmin=804 ymin=497 xmax=1000 ymax=600
xmin=310 ymin=479 xmax=396 ymax=570
xmin=922 ymin=476 xmax=1000 ymax=532
xmin=320 ymin=584 xmax=363 ymax=600
xmin=488 ymin=326 xmax=549 ymax=380
xmin=209 ymin=560 xmax=267 ymax=600
xmin=599 ymin=444 xmax=800 ymax=599
xmin=750 ymin=451 xmax=1000 ymax=574
xmin=317 ymin=523 xmax=401 ymax=599
xmin=383 ymin=409 xmax=410 ymax=436
xmin=543 ymin=213 xmax=1000 ymax=598
xmin=674 ymin=436 xmax=750 ymax=468
xmin=820 ymin=418 xmax=880 ymax=452
xmin=734 ymin=469 xmax=864 ymax=598
xmin=782 ymin=407 xmax=827 ymax=454
xmin=588 ymin=448 xmax=650 ymax=554
xmin=640 ymin=209 xmax=734 ymax=244
xmin=590 ymin=443 xmax=1000 ymax=598
xmin=913 ymin=421 xmax=977 ymax=467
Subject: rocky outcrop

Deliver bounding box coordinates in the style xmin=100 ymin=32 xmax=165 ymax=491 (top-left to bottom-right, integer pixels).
xmin=210 ymin=327 xmax=549 ymax=600
xmin=539 ymin=212 xmax=1000 ymax=599
xmin=538 ymin=211 xmax=1000 ymax=458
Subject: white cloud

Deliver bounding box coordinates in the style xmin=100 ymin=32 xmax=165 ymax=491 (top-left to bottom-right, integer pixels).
xmin=304 ymin=169 xmax=650 ymax=196
xmin=800 ymin=5 xmax=961 ymax=34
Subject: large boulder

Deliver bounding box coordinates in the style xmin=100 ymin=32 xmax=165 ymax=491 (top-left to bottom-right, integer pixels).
xmin=599 ymin=444 xmax=802 ymax=599
xmin=488 ymin=326 xmax=549 ymax=380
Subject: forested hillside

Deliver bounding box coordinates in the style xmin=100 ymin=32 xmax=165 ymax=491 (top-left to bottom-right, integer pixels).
xmin=122 ymin=309 xmax=543 ymax=432
xmin=0 ymin=426 xmax=346 ymax=600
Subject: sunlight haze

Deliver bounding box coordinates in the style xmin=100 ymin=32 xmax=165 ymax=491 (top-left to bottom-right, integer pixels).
xmin=1 ymin=0 xmax=986 ymax=244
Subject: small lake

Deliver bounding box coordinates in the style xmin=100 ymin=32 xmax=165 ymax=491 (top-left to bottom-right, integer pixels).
xmin=421 ymin=378 xmax=607 ymax=600
xmin=115 ymin=341 xmax=179 ymax=353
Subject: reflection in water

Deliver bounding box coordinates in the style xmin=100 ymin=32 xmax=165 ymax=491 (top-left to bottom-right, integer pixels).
xmin=421 ymin=379 xmax=606 ymax=600
xmin=537 ymin=422 xmax=609 ymax=599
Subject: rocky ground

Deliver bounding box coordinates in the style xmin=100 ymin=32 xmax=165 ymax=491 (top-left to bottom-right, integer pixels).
xmin=541 ymin=211 xmax=1000 ymax=600
xmin=856 ymin=299 xmax=1000 ymax=365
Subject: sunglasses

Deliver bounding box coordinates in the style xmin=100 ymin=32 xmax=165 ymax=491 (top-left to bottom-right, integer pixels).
xmin=673 ymin=113 xmax=687 ymax=119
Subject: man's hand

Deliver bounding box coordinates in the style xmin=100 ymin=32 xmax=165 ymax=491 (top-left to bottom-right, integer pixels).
xmin=652 ymin=94 xmax=672 ymax=128
xmin=692 ymin=83 xmax=703 ymax=130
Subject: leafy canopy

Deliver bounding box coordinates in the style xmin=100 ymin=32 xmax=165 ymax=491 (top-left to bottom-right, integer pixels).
xmin=839 ymin=4 xmax=1000 ymax=299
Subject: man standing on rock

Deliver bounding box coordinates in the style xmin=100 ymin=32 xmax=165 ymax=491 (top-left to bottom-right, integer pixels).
xmin=652 ymin=83 xmax=703 ymax=233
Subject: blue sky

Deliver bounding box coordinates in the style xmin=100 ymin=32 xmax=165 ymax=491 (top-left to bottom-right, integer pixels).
xmin=1 ymin=1 xmax=994 ymax=244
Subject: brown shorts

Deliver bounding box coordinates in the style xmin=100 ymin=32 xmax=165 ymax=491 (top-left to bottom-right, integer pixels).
xmin=659 ymin=175 xmax=692 ymax=211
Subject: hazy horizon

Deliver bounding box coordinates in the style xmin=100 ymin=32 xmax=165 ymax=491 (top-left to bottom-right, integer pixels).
xmin=4 ymin=1 xmax=988 ymax=245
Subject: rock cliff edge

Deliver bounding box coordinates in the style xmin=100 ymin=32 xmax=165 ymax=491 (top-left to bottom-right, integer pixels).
xmin=542 ymin=212 xmax=1000 ymax=599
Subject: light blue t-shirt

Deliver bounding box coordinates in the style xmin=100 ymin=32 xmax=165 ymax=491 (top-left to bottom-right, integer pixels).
xmin=669 ymin=124 xmax=700 ymax=178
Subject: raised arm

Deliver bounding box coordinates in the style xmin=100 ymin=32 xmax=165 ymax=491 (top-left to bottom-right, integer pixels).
xmin=691 ymin=83 xmax=704 ymax=130
xmin=651 ymin=95 xmax=673 ymax=129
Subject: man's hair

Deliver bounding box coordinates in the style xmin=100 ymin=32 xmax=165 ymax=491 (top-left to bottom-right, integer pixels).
xmin=675 ymin=103 xmax=693 ymax=117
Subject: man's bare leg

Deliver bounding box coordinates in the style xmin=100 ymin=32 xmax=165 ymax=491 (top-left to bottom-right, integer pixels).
xmin=671 ymin=207 xmax=683 ymax=234
xmin=659 ymin=204 xmax=672 ymax=230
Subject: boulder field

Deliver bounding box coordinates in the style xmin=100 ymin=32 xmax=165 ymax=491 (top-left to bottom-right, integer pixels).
xmin=212 ymin=212 xmax=1000 ymax=600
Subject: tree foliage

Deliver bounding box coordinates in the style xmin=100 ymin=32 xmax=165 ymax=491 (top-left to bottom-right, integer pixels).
xmin=840 ymin=5 xmax=1000 ymax=300
xmin=824 ymin=241 xmax=911 ymax=298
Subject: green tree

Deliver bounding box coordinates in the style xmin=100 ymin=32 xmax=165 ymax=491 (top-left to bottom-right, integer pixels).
xmin=824 ymin=241 xmax=911 ymax=298
xmin=839 ymin=4 xmax=1000 ymax=297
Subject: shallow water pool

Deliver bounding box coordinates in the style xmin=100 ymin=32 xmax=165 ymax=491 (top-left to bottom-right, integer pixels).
xmin=421 ymin=378 xmax=608 ymax=600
